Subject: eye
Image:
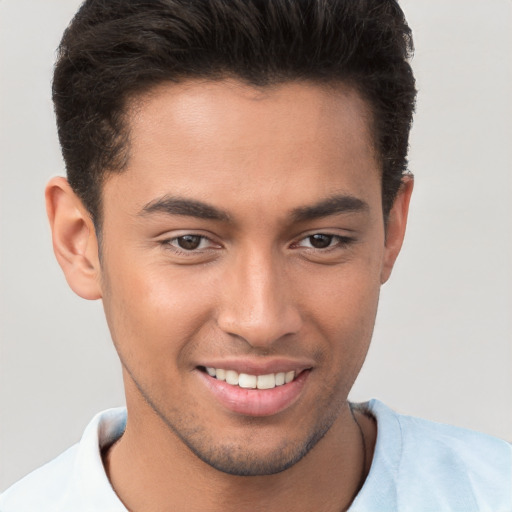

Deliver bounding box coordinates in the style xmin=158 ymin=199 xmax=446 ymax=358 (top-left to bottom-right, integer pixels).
xmin=297 ymin=233 xmax=349 ymax=250
xmin=303 ymin=234 xmax=335 ymax=249
xmin=167 ymin=235 xmax=212 ymax=251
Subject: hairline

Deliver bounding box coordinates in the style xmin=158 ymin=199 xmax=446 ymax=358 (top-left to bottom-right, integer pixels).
xmin=92 ymin=76 xmax=385 ymax=240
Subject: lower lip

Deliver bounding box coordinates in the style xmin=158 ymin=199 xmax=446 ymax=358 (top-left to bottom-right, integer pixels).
xmin=198 ymin=369 xmax=310 ymax=417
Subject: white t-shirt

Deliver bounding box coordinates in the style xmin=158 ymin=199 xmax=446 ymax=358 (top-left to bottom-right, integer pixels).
xmin=1 ymin=400 xmax=510 ymax=511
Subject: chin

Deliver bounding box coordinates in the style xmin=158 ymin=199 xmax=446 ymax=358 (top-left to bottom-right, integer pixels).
xmin=188 ymin=443 xmax=308 ymax=477
xmin=176 ymin=416 xmax=335 ymax=477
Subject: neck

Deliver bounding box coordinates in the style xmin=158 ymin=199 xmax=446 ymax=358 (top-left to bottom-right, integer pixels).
xmin=104 ymin=402 xmax=376 ymax=512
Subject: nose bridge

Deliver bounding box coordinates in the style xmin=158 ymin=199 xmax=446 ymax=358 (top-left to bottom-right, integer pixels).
xmin=217 ymin=243 xmax=301 ymax=347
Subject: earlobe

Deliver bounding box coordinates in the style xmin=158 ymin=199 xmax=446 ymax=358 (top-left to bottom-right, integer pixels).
xmin=45 ymin=177 xmax=102 ymax=300
xmin=380 ymin=175 xmax=414 ymax=284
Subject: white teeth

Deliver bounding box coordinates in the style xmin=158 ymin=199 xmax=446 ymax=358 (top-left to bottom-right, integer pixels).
xmin=257 ymin=374 xmax=276 ymax=390
xmin=239 ymin=373 xmax=257 ymax=389
xmin=205 ymin=367 xmax=297 ymax=388
xmin=225 ymin=370 xmax=239 ymax=385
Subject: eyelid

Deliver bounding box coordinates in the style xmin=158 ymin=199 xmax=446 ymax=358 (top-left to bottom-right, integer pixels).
xmin=169 ymin=235 xmax=211 ymax=251
xmin=292 ymin=231 xmax=355 ymax=249
xmin=157 ymin=230 xmax=355 ymax=255
xmin=159 ymin=232 xmax=222 ymax=252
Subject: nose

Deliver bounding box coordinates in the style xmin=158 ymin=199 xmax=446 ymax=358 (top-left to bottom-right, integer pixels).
xmin=216 ymin=247 xmax=302 ymax=349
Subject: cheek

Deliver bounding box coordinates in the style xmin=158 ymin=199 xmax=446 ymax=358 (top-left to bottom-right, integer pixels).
xmin=313 ymin=279 xmax=380 ymax=340
xmin=298 ymin=258 xmax=382 ymax=357
xmin=101 ymin=258 xmax=217 ymax=363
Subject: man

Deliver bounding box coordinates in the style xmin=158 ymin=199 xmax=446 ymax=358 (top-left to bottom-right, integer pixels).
xmin=0 ymin=0 xmax=510 ymax=510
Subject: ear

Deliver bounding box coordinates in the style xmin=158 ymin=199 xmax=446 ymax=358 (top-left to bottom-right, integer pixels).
xmin=45 ymin=177 xmax=102 ymax=300
xmin=380 ymin=175 xmax=414 ymax=284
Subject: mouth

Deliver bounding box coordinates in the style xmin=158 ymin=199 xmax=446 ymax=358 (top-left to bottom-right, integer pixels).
xmin=200 ymin=366 xmax=297 ymax=390
xmin=197 ymin=365 xmax=311 ymax=417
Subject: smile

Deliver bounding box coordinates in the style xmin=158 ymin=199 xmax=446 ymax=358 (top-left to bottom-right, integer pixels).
xmin=204 ymin=367 xmax=296 ymax=389
xmin=197 ymin=358 xmax=313 ymax=416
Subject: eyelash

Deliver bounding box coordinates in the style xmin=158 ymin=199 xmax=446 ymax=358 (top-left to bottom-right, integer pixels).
xmin=161 ymin=233 xmax=354 ymax=255
xmin=163 ymin=234 xmax=218 ymax=253
xmin=292 ymin=233 xmax=354 ymax=251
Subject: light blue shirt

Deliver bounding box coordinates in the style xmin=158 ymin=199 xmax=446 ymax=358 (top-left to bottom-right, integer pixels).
xmin=351 ymin=400 xmax=511 ymax=511
xmin=1 ymin=400 xmax=510 ymax=511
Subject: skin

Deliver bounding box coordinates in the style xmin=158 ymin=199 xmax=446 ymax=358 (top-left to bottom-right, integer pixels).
xmin=46 ymin=80 xmax=412 ymax=511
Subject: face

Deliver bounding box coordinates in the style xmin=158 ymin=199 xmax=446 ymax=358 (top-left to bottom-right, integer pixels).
xmin=96 ymin=80 xmax=402 ymax=476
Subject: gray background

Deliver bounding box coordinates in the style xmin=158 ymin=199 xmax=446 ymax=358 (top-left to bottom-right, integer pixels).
xmin=1 ymin=0 xmax=511 ymax=491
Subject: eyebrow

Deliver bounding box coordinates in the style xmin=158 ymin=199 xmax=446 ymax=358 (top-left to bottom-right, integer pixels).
xmin=291 ymin=194 xmax=369 ymax=223
xmin=139 ymin=193 xmax=369 ymax=223
xmin=140 ymin=196 xmax=231 ymax=222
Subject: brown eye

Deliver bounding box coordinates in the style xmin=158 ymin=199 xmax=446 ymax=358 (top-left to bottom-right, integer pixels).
xmin=308 ymin=234 xmax=333 ymax=249
xmin=176 ymin=235 xmax=202 ymax=250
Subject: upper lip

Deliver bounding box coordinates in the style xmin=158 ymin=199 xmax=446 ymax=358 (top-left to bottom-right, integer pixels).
xmin=196 ymin=358 xmax=314 ymax=376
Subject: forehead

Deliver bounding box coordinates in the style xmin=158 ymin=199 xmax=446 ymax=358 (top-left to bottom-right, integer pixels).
xmin=128 ymin=79 xmax=376 ymax=163
xmin=104 ymin=79 xmax=380 ymax=221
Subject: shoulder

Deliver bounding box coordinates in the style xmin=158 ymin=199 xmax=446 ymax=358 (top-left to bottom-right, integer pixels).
xmin=395 ymin=405 xmax=511 ymax=467
xmin=0 ymin=408 xmax=127 ymax=512
xmin=353 ymin=400 xmax=512 ymax=512
xmin=0 ymin=445 xmax=79 ymax=511
xmin=397 ymin=407 xmax=511 ymax=496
